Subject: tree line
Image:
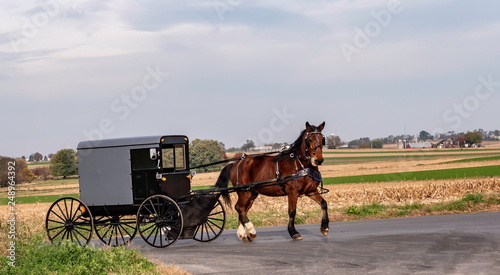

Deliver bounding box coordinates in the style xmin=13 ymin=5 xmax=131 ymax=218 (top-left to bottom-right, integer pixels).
xmin=3 ymin=128 xmax=498 ymax=187
xmin=0 ymin=139 xmax=228 ymax=187
xmin=0 ymin=149 xmax=78 ymax=187
xmin=341 ymin=128 xmax=499 ymax=149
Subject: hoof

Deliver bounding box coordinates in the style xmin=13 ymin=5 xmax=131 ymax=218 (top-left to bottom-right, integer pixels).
xmin=242 ymin=236 xmax=252 ymax=243
xmin=248 ymin=233 xmax=257 ymax=241
xmin=321 ymin=228 xmax=329 ymax=236
xmin=291 ymin=234 xmax=303 ymax=240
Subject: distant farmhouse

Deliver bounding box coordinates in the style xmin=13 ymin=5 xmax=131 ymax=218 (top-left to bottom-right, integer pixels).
xmin=397 ymin=139 xmax=461 ymax=149
xmin=436 ymin=139 xmax=456 ymax=148
xmin=406 ymin=142 xmax=432 ymax=149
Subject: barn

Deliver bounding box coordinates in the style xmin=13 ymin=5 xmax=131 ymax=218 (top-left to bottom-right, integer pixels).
xmin=406 ymin=142 xmax=432 ymax=149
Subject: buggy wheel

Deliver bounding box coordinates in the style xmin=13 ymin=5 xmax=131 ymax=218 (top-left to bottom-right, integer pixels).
xmin=94 ymin=214 xmax=137 ymax=247
xmin=137 ymin=195 xmax=183 ymax=248
xmin=193 ymin=198 xmax=226 ymax=242
xmin=46 ymin=197 xmax=94 ymax=246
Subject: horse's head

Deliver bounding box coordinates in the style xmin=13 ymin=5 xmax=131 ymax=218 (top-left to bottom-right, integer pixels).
xmin=303 ymin=121 xmax=326 ymax=166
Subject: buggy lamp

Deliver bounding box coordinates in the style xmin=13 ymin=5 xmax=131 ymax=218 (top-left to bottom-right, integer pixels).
xmin=187 ymin=171 xmax=196 ymax=180
xmin=80 ymin=206 xmax=86 ymax=213
xmin=161 ymin=177 xmax=167 ymax=182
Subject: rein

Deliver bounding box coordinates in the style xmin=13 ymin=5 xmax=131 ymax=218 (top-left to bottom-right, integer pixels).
xmin=190 ymin=167 xmax=328 ymax=199
xmin=190 ymin=151 xmax=280 ymax=170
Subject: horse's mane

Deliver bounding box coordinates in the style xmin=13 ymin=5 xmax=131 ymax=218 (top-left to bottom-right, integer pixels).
xmin=273 ymin=129 xmax=306 ymax=162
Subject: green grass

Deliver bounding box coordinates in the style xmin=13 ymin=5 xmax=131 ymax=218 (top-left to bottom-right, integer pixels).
xmin=0 ymin=193 xmax=80 ymax=205
xmin=394 ymin=203 xmax=425 ymax=216
xmin=345 ymin=202 xmax=386 ymax=216
xmin=175 ymin=165 xmax=500 ymax=193
xmin=28 ymin=162 xmax=51 ymax=166
xmin=323 ymin=165 xmax=500 ymax=184
xmin=427 ymin=194 xmax=486 ymax=212
xmin=324 ymin=152 xmax=500 ymax=164
xmin=324 ymin=149 xmax=500 ymax=154
xmin=1 ymin=235 xmax=156 ymax=275
xmin=343 ymin=193 xmax=499 ymax=218
xmin=440 ymin=155 xmax=500 ymax=164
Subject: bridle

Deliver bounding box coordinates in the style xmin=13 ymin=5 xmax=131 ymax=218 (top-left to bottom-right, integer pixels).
xmin=298 ymin=131 xmax=325 ymax=163
xmin=304 ymin=131 xmax=325 ymax=157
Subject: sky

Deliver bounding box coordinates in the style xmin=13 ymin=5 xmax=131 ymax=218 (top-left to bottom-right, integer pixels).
xmin=1 ymin=0 xmax=500 ymax=158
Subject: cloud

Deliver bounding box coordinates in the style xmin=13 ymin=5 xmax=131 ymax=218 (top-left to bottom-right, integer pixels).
xmin=1 ymin=0 xmax=500 ymax=157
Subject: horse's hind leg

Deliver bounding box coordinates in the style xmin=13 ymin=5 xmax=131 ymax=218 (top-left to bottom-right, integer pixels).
xmin=235 ymin=191 xmax=258 ymax=242
xmin=308 ymin=192 xmax=329 ymax=236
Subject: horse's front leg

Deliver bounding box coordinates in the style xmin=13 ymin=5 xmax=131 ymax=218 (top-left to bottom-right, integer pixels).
xmin=287 ymin=190 xmax=302 ymax=240
xmin=308 ymin=192 xmax=329 ymax=236
xmin=235 ymin=191 xmax=258 ymax=242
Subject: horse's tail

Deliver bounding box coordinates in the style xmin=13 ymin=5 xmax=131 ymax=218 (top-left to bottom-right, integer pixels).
xmin=215 ymin=163 xmax=233 ymax=207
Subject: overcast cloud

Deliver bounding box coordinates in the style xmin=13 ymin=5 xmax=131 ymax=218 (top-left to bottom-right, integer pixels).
xmin=1 ymin=0 xmax=499 ymax=158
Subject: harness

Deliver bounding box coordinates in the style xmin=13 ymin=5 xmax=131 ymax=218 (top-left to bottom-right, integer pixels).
xmin=274 ymin=156 xmax=325 ymax=196
xmin=237 ymin=130 xmax=327 ymax=196
xmin=205 ymin=129 xmax=329 ymax=197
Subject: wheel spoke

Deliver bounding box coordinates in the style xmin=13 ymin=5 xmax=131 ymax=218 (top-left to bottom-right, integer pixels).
xmin=95 ymin=214 xmax=137 ymax=247
xmin=142 ymin=222 xmax=157 ymax=233
xmin=74 ymin=227 xmax=89 ymax=241
xmin=55 ymin=203 xmax=69 ymax=221
xmin=73 ymin=231 xmax=83 ymax=246
xmin=152 ymin=225 xmax=160 ymax=245
xmin=205 ymin=221 xmax=218 ymax=234
xmin=47 ymin=218 xmax=66 ymax=225
xmin=49 ymin=210 xmax=67 ymax=224
xmin=74 ymin=225 xmax=92 ymax=232
xmin=207 ymin=217 xmax=224 ymax=223
xmin=47 ymin=224 xmax=66 ymax=231
xmin=63 ymin=200 xmax=70 ymax=222
xmin=99 ymin=225 xmax=113 ymax=241
xmin=69 ymin=200 xmax=76 ymax=221
xmin=117 ymin=225 xmax=127 ymax=245
xmin=199 ymin=223 xmax=207 ymax=241
xmin=150 ymin=199 xmax=159 ymax=216
xmin=208 ymin=210 xmax=224 ymax=216
xmin=50 ymin=227 xmax=66 ymax=240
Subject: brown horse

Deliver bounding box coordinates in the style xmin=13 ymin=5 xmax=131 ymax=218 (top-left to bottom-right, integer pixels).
xmin=215 ymin=122 xmax=329 ymax=242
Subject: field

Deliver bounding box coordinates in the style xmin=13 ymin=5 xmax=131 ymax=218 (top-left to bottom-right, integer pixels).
xmin=2 ymin=143 xmax=499 ymax=273
xmin=4 ymin=144 xmax=499 ymax=212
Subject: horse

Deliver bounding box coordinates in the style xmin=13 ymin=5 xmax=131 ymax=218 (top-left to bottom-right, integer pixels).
xmin=215 ymin=122 xmax=329 ymax=242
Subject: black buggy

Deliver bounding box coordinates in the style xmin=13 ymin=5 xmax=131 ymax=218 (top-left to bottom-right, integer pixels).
xmin=45 ymin=135 xmax=226 ymax=248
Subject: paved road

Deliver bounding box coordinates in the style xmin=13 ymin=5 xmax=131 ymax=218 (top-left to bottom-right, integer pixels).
xmin=133 ymin=212 xmax=500 ymax=274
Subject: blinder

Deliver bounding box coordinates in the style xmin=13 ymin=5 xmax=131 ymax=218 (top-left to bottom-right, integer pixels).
xmin=305 ymin=131 xmax=325 ymax=153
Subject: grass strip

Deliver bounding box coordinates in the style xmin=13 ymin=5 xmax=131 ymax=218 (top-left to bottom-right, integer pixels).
xmin=323 ymin=149 xmax=500 ymax=154
xmin=440 ymin=155 xmax=500 ymax=164
xmin=7 ymin=166 xmax=499 ymax=205
xmin=323 ymin=165 xmax=500 ymax=184
xmin=27 ymin=162 xmax=51 ymax=166
xmin=1 ymin=236 xmax=156 ymax=275
xmin=343 ymin=193 xmax=500 ymax=218
xmin=324 ymin=152 xmax=500 ymax=163
xmin=0 ymin=193 xmax=80 ymax=205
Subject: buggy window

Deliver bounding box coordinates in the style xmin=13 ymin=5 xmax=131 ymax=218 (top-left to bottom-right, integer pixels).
xmin=131 ymin=149 xmax=158 ymax=170
xmin=162 ymin=144 xmax=186 ymax=171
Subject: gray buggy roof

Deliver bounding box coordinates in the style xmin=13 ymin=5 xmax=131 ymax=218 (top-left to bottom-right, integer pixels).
xmin=77 ymin=135 xmax=163 ymax=150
